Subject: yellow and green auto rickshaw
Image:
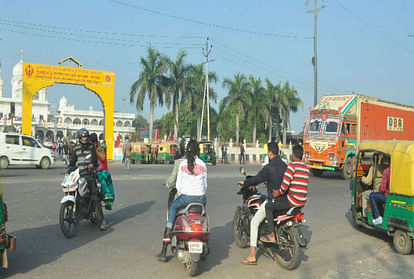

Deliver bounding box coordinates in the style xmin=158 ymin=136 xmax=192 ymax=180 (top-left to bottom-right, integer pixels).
xmin=350 ymin=140 xmax=414 ymax=254
xmin=156 ymin=143 xmax=179 ymax=164
xmin=199 ymin=141 xmax=216 ymax=165
xmin=0 ymin=181 xmax=16 ymax=268
xmin=130 ymin=142 xmax=146 ymax=164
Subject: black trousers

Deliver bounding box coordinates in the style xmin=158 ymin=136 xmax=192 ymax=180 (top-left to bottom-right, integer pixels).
xmin=265 ymin=195 xmax=292 ymax=232
xmin=86 ymin=177 xmax=104 ymax=224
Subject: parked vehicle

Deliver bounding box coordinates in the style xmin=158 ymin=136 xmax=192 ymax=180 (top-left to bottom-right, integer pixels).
xmin=59 ymin=167 xmax=103 ymax=238
xmin=0 ymin=132 xmax=55 ymax=169
xmin=233 ymin=167 xmax=307 ymax=270
xmin=350 ymin=140 xmax=414 ymax=255
xmin=0 ymin=181 xmax=16 ymax=269
xmin=169 ymin=199 xmax=210 ymax=276
xmin=303 ymin=94 xmax=414 ymax=179
xmin=157 ymin=143 xmax=179 ymax=164
xmin=199 ymin=141 xmax=216 ymax=166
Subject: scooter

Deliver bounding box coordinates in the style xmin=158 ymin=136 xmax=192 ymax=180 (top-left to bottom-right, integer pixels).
xmin=163 ymin=188 xmax=210 ymax=277
xmin=233 ymin=167 xmax=307 ymax=270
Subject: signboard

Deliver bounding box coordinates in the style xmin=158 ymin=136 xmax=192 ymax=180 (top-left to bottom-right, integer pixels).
xmin=23 ymin=63 xmax=115 ymax=87
xmin=387 ymin=116 xmax=403 ymax=132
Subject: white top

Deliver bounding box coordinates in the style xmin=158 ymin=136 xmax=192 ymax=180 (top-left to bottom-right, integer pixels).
xmin=176 ymin=157 xmax=207 ymax=196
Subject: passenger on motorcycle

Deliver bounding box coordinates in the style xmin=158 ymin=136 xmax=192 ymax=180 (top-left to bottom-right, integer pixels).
xmin=260 ymin=144 xmax=310 ymax=243
xmin=157 ymin=139 xmax=207 ymax=262
xmin=69 ymin=128 xmax=108 ymax=231
xmin=239 ymin=142 xmax=287 ymax=265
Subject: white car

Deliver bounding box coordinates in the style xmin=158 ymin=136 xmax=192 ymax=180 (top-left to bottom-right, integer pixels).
xmin=0 ymin=132 xmax=55 ymax=169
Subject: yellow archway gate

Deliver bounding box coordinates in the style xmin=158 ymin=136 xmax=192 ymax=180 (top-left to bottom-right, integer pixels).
xmin=22 ymin=60 xmax=115 ymax=160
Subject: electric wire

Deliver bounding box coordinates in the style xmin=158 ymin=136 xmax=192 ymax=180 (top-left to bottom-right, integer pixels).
xmin=108 ymin=0 xmax=303 ymax=39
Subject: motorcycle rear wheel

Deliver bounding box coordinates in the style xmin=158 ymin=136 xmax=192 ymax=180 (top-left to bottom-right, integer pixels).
xmin=233 ymin=208 xmax=249 ymax=248
xmin=274 ymin=227 xmax=300 ymax=270
xmin=186 ymin=260 xmax=198 ymax=277
xmin=59 ymin=201 xmax=79 ymax=238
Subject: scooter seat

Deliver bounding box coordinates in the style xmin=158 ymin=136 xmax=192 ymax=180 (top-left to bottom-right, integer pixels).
xmin=177 ymin=203 xmax=205 ymax=216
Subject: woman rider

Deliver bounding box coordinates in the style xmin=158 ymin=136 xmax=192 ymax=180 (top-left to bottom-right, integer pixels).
xmin=157 ymin=139 xmax=207 ymax=262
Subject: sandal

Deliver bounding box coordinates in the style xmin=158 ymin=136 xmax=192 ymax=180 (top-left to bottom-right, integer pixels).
xmin=260 ymin=235 xmax=276 ymax=243
xmin=240 ymin=258 xmax=257 ymax=265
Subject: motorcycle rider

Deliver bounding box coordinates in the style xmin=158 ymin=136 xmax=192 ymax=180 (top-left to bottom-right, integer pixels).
xmin=69 ymin=128 xmax=108 ymax=231
xmin=260 ymin=144 xmax=310 ymax=243
xmin=238 ymin=142 xmax=287 ymax=265
xmin=157 ymin=139 xmax=207 ymax=262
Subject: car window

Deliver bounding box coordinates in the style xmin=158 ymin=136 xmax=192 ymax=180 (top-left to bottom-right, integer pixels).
xmin=5 ymin=135 xmax=20 ymax=145
xmin=22 ymin=136 xmax=40 ymax=148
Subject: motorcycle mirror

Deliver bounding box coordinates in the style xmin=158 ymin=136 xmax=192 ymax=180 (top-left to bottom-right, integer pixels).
xmin=240 ymin=167 xmax=246 ymax=176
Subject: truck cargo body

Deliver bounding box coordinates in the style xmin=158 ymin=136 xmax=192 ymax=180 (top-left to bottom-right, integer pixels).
xmin=303 ymin=94 xmax=414 ymax=179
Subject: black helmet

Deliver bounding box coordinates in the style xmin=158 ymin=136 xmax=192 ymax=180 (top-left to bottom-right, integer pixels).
xmin=78 ymin=128 xmax=89 ymax=144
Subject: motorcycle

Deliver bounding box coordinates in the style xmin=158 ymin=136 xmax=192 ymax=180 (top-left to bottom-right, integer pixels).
xmin=233 ymin=167 xmax=307 ymax=270
xmin=59 ymin=167 xmax=103 ymax=238
xmin=169 ymin=196 xmax=210 ymax=276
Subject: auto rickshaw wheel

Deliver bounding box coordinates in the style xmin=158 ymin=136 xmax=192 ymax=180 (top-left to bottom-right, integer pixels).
xmin=393 ymin=230 xmax=413 ymax=255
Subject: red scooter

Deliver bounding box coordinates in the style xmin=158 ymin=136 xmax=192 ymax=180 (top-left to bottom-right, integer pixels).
xmin=170 ymin=202 xmax=210 ymax=276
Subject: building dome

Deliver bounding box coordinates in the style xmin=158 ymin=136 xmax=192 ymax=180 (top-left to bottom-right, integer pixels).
xmin=59 ymin=96 xmax=68 ymax=110
xmin=12 ymin=58 xmax=23 ymax=77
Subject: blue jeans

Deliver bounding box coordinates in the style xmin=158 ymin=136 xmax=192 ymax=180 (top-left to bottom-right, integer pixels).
xmin=370 ymin=192 xmax=386 ymax=219
xmin=166 ymin=194 xmax=206 ymax=229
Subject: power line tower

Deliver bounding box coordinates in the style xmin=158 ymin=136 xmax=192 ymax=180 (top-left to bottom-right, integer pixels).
xmin=306 ymin=0 xmax=326 ymax=107
xmin=200 ymin=38 xmax=214 ymax=141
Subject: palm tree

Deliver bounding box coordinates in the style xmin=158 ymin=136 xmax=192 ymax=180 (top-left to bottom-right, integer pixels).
xmin=166 ymin=50 xmax=192 ymax=138
xmin=263 ymin=78 xmax=282 ymax=142
xmin=184 ymin=64 xmax=217 ymax=140
xmin=247 ymin=75 xmax=264 ymax=144
xmin=279 ymin=81 xmax=304 ymax=146
xmin=129 ymin=46 xmax=169 ymax=141
xmin=221 ymin=73 xmax=251 ymax=144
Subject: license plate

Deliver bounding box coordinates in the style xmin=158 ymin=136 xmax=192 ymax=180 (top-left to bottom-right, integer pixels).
xmin=188 ymin=242 xmax=203 ymax=254
xmin=313 ymin=163 xmax=323 ymax=169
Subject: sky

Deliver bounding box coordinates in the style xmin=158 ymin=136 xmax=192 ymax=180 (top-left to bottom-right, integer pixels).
xmin=0 ymin=0 xmax=413 ymax=134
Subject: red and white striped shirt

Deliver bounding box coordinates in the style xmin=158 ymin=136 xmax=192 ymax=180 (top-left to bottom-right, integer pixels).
xmin=278 ymin=160 xmax=310 ymax=207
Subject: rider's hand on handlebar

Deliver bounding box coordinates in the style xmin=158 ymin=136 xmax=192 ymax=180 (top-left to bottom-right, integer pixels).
xmin=88 ymin=163 xmax=93 ymax=170
xmin=238 ymin=180 xmax=245 ymax=187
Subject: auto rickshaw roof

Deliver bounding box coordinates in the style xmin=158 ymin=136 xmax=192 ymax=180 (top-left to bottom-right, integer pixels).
xmin=359 ymin=140 xmax=414 ymax=196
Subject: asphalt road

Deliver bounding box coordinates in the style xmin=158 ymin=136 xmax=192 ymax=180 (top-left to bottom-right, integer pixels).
xmin=0 ymin=161 xmax=413 ymax=279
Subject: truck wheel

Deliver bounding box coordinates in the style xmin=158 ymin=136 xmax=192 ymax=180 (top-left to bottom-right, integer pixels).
xmin=0 ymin=156 xmax=9 ymax=169
xmin=393 ymin=230 xmax=413 ymax=255
xmin=311 ymin=169 xmax=323 ymax=177
xmin=342 ymin=158 xmax=353 ymax=180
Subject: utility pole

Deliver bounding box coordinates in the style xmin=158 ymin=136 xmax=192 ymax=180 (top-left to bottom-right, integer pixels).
xmin=203 ymin=38 xmax=213 ymax=141
xmin=306 ymin=0 xmax=326 ymax=107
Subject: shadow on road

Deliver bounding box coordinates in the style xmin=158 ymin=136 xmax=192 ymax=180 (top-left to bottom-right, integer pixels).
xmin=198 ymin=221 xmax=233 ymax=275
xmin=1 ymin=201 xmax=154 ymax=277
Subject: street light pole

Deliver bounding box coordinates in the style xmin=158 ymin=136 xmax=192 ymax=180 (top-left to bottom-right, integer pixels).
xmin=306 ymin=0 xmax=325 ymax=107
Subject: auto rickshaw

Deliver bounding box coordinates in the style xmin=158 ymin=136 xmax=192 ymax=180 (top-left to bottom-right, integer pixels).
xmin=199 ymin=141 xmax=216 ymax=165
xmin=350 ymin=140 xmax=414 ymax=254
xmin=156 ymin=143 xmax=178 ymax=164
xmin=0 ymin=181 xmax=16 ymax=268
xmin=130 ymin=142 xmax=146 ymax=164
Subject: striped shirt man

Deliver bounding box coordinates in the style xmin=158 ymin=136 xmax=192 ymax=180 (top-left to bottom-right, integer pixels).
xmin=278 ymin=160 xmax=310 ymax=207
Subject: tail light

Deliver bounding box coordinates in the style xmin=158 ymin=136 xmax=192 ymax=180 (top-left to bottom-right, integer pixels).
xmin=294 ymin=213 xmax=304 ymax=223
xmin=191 ymin=223 xmax=203 ymax=232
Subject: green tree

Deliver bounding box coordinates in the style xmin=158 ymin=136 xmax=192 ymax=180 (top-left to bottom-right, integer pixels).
xmin=166 ymin=50 xmax=192 ymax=139
xmin=132 ymin=114 xmax=149 ymax=130
xmin=129 ymin=47 xmax=169 ymax=141
xmin=221 ymin=73 xmax=251 ymax=144
xmin=279 ymin=81 xmax=303 ymax=146
xmin=264 ymin=78 xmax=282 ymax=142
xmin=247 ymin=75 xmax=264 ymax=143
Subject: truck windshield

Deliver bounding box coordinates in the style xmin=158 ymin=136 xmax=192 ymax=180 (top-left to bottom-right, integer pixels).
xmin=324 ymin=119 xmax=340 ymax=134
xmin=307 ymin=118 xmax=321 ymax=133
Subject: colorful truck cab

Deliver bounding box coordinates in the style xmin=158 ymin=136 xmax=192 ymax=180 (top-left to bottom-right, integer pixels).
xmin=304 ymin=94 xmax=414 ymax=179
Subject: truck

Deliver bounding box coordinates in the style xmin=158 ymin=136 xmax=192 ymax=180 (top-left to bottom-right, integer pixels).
xmin=303 ymin=94 xmax=414 ymax=179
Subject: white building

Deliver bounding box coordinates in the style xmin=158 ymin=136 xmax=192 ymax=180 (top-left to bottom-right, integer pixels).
xmin=0 ymin=55 xmax=136 ymax=141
